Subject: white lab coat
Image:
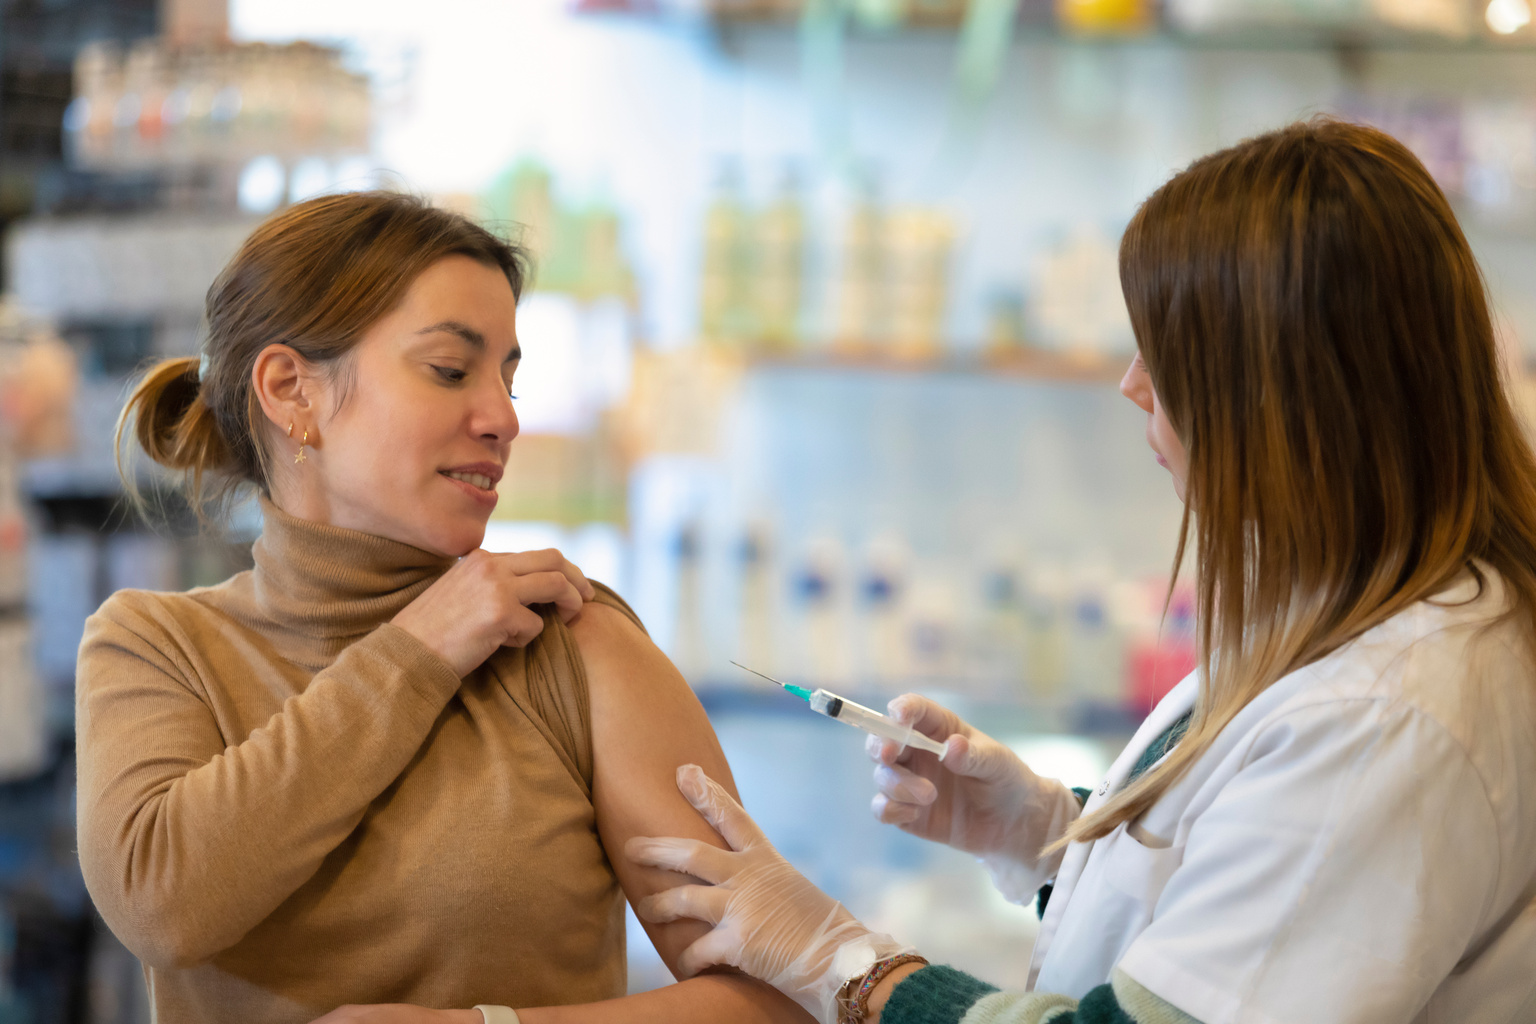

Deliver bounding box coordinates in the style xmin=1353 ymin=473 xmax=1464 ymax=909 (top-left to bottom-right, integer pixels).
xmin=1026 ymin=564 xmax=1536 ymax=1023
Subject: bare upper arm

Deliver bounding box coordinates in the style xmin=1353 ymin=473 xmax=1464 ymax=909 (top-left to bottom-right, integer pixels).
xmin=569 ymin=601 xmax=740 ymax=979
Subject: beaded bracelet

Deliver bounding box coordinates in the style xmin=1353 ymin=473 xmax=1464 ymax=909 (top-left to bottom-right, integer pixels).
xmin=838 ymin=952 xmax=930 ymax=1024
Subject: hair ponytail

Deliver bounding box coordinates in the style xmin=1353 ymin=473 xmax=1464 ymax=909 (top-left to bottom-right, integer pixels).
xmin=116 ymin=355 xmax=238 ymax=516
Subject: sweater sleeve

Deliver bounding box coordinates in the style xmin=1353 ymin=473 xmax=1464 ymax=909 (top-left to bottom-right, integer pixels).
xmin=883 ymin=967 xmax=1200 ymax=1024
xmin=75 ymin=594 xmax=463 ymax=970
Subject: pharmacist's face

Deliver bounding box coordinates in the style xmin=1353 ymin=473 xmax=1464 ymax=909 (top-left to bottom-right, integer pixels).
xmin=1120 ymin=351 xmax=1188 ymax=503
xmin=308 ymin=255 xmax=520 ymax=556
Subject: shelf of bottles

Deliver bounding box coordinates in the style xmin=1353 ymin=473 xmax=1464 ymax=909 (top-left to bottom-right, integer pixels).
xmin=63 ymin=39 xmax=371 ymax=172
xmin=691 ymin=0 xmax=1536 ymax=48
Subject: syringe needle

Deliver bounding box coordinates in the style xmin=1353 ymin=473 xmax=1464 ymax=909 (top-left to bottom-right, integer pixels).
xmin=730 ymin=660 xmax=814 ymax=700
xmin=729 ymin=660 xmax=790 ymax=688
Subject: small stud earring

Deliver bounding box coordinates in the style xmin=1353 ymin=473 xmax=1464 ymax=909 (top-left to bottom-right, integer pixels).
xmin=295 ymin=428 xmax=308 ymax=464
xmin=287 ymin=422 xmax=295 ymax=438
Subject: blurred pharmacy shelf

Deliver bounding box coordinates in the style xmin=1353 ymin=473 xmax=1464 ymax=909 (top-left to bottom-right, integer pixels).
xmin=745 ymin=348 xmax=1127 ymax=384
xmin=589 ymin=2 xmax=1536 ymax=52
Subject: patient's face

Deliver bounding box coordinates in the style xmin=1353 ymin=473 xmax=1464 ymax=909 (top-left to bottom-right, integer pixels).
xmin=300 ymin=255 xmax=522 ymax=557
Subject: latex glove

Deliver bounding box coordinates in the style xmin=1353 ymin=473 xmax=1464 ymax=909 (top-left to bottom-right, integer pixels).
xmin=627 ymin=765 xmax=914 ymax=1024
xmin=868 ymin=694 xmax=1082 ymax=903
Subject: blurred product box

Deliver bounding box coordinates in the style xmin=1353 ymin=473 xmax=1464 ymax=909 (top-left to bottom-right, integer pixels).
xmin=0 ymin=618 xmax=47 ymax=781
xmin=27 ymin=533 xmax=97 ymax=688
xmin=5 ymin=216 xmax=256 ymax=321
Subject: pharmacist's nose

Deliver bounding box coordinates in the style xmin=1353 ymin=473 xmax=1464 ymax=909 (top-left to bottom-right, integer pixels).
xmin=1120 ymin=356 xmax=1154 ymax=414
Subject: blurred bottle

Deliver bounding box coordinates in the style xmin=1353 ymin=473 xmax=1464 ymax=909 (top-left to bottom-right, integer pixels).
xmin=790 ymin=535 xmax=852 ymax=687
xmin=68 ymin=42 xmax=119 ymax=165
xmin=1023 ymin=563 xmax=1069 ymax=700
xmin=1031 ymin=223 xmax=1136 ymax=360
xmin=852 ymin=0 xmax=911 ymax=29
xmin=0 ymin=452 xmax=25 ymax=611
xmin=1057 ymin=0 xmax=1153 ymax=33
xmin=904 ymin=570 xmax=961 ymax=683
xmin=1065 ymin=561 xmax=1122 ymax=705
xmin=1125 ymin=580 xmax=1198 ymax=716
xmin=736 ymin=522 xmax=778 ymax=677
xmin=984 ymin=286 xmax=1029 ymax=356
xmin=0 ymin=904 xmax=24 ymax=1024
xmin=672 ymin=523 xmax=708 ymax=683
xmin=507 ymin=159 xmax=558 ymax=269
xmin=580 ymin=194 xmax=638 ymax=305
xmin=856 ymin=532 xmax=910 ymax=684
xmin=184 ymin=49 xmax=219 ymax=162
xmin=970 ymin=554 xmax=1030 ymax=698
xmin=908 ymin=0 xmax=967 ymax=22
xmin=128 ymin=41 xmax=169 ymax=153
xmin=700 ymin=163 xmax=757 ymax=345
xmin=886 ymin=208 xmax=954 ymax=360
xmin=755 ymin=167 xmax=806 ymax=352
xmin=0 ymin=450 xmax=43 ymax=783
xmin=833 ymin=170 xmax=888 ymax=351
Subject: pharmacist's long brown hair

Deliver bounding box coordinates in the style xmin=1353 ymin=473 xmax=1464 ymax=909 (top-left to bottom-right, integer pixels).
xmin=117 ymin=191 xmax=529 ymax=517
xmin=1061 ymin=118 xmax=1536 ymax=846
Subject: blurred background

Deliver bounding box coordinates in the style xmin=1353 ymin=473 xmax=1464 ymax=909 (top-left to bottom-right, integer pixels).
xmin=3 ymin=0 xmax=1536 ymax=1019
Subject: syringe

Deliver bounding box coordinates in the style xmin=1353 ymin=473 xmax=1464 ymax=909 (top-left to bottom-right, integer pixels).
xmin=730 ymin=661 xmax=948 ymax=756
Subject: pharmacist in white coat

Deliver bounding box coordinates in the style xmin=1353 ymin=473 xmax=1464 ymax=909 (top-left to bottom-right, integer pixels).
xmin=628 ymin=117 xmax=1536 ymax=1024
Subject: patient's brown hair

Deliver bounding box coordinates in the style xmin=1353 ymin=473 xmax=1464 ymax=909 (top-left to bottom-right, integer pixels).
xmin=117 ymin=191 xmax=530 ymax=517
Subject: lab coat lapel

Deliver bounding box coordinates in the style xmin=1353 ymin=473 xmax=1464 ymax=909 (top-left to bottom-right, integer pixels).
xmin=1026 ymin=672 xmax=1200 ymax=990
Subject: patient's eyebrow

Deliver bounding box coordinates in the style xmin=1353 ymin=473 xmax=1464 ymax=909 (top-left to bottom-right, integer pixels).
xmin=416 ymin=320 xmax=520 ymax=362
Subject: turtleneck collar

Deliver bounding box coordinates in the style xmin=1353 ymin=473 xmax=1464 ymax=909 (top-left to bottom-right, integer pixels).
xmin=249 ymin=496 xmax=456 ymax=641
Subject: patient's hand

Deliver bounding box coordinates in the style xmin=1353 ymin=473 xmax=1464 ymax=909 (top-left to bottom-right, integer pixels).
xmin=307 ymin=1005 xmax=481 ymax=1024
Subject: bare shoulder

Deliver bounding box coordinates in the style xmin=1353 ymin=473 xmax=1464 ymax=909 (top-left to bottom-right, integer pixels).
xmin=566 ymin=597 xmax=645 ymax=646
xmin=566 ymin=591 xmax=670 ymax=684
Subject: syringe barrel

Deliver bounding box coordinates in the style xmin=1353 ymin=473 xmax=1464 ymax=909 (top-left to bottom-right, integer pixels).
xmin=809 ymin=690 xmax=947 ymax=756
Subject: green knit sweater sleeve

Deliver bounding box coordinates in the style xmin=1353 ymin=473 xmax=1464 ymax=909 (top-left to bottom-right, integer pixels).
xmin=881 ymin=967 xmax=1200 ymax=1024
xmin=881 ymin=965 xmax=999 ymax=1024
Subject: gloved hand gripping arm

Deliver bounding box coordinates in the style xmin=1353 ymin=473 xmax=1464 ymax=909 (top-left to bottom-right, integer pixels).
xmin=627 ymin=765 xmax=915 ymax=1024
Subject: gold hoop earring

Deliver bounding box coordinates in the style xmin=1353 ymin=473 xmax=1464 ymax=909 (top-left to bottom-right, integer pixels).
xmin=295 ymin=428 xmax=308 ymax=464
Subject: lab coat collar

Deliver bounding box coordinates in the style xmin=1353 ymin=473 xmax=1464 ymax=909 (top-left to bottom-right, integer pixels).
xmin=1027 ymin=671 xmax=1200 ymax=990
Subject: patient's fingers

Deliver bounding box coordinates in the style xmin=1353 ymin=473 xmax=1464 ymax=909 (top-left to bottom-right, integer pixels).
xmin=626 ymin=836 xmax=735 ymax=884
xmin=636 ymin=883 xmax=729 ymax=928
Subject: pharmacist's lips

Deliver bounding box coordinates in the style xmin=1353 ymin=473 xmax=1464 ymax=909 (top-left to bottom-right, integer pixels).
xmin=438 ymin=462 xmax=504 ymax=486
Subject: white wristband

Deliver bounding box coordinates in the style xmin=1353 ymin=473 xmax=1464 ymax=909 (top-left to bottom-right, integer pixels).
xmin=474 ymin=1006 xmax=521 ymax=1024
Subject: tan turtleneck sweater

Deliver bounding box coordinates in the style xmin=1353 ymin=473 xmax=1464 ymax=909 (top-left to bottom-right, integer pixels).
xmin=76 ymin=500 xmax=629 ymax=1023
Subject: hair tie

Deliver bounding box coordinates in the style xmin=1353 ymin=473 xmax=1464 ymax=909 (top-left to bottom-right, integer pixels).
xmin=197 ymin=351 xmax=211 ymax=382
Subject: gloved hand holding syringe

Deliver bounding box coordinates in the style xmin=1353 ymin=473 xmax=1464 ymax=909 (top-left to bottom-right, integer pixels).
xmin=730 ymin=661 xmax=948 ymax=756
